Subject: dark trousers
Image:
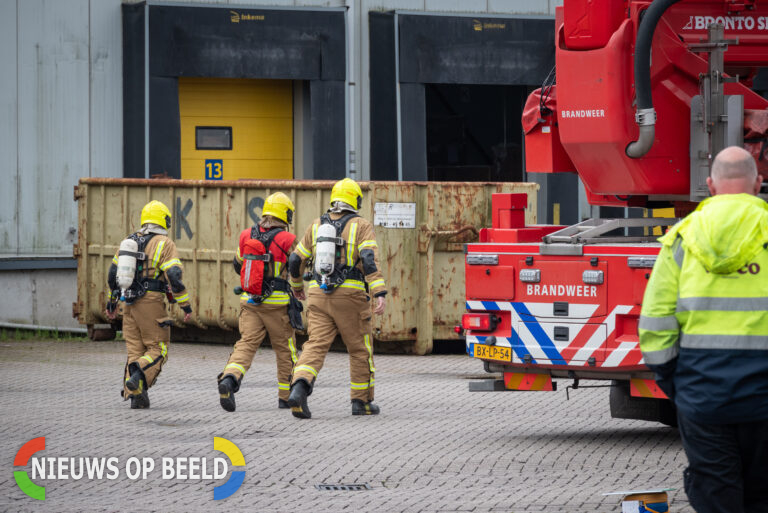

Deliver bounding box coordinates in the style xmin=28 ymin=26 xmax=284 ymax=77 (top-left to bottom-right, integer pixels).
xmin=677 ymin=411 xmax=768 ymax=513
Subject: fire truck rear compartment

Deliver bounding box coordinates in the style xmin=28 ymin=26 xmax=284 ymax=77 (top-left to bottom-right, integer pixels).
xmin=465 ymin=247 xmax=659 ymax=371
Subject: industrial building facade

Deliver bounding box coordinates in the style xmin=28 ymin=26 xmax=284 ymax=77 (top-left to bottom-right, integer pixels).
xmin=0 ymin=0 xmax=562 ymax=330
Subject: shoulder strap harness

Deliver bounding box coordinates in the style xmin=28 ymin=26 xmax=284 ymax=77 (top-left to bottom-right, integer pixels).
xmin=314 ymin=213 xmax=365 ymax=293
xmin=122 ymin=233 xmax=168 ymax=304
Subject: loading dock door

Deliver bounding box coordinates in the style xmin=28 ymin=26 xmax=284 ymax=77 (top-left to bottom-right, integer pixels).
xmin=368 ymin=12 xmax=554 ymax=181
xmin=179 ymin=78 xmax=293 ymax=180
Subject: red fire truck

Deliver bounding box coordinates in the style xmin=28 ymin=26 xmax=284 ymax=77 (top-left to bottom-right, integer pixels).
xmin=462 ymin=0 xmax=768 ymax=425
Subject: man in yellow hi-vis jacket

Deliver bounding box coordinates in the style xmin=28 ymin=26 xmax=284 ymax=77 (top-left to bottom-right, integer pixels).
xmin=106 ymin=200 xmax=193 ymax=409
xmin=639 ymin=146 xmax=768 ymax=513
xmin=286 ymin=178 xmax=387 ymax=419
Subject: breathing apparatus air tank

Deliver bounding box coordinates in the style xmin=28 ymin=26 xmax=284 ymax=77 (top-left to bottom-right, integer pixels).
xmin=116 ymin=238 xmax=139 ymax=300
xmin=314 ymin=223 xmax=338 ymax=290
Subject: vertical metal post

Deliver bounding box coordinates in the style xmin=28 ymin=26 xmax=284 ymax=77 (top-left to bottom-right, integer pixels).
xmin=689 ymin=23 xmax=739 ymax=201
xmin=707 ymin=24 xmax=726 ymax=160
xmin=394 ymin=12 xmax=403 ymax=181
xmin=144 ymin=3 xmax=149 ymax=179
xmin=345 ymin=0 xmax=360 ymax=181
xmin=344 ymin=2 xmax=351 ymax=179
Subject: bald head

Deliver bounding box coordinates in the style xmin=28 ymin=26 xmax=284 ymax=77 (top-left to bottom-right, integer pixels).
xmin=707 ymin=146 xmax=762 ymax=196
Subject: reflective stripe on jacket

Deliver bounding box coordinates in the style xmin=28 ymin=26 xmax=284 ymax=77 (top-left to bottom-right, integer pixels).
xmin=639 ymin=194 xmax=768 ymax=424
xmin=110 ymin=234 xmax=191 ymax=308
xmin=292 ymin=212 xmax=387 ymax=297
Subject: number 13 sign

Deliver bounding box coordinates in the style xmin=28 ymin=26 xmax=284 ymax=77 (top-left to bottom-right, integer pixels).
xmin=205 ymin=159 xmax=223 ymax=180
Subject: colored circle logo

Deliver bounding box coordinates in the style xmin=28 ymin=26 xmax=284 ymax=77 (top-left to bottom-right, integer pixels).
xmin=213 ymin=437 xmax=245 ymax=500
xmin=14 ymin=437 xmax=46 ymax=501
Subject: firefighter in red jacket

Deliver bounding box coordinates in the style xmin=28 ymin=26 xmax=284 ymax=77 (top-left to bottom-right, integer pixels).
xmin=217 ymin=192 xmax=299 ymax=412
xmin=106 ymin=200 xmax=193 ymax=409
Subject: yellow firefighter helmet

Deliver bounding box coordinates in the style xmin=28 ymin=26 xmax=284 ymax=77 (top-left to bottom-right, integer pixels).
xmin=262 ymin=192 xmax=295 ymax=224
xmin=330 ymin=178 xmax=363 ymax=210
xmin=140 ymin=200 xmax=172 ymax=229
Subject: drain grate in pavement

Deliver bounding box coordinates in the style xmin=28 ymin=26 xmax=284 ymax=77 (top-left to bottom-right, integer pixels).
xmin=315 ymin=483 xmax=371 ymax=491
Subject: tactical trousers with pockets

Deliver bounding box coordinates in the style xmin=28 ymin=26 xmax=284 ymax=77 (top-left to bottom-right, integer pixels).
xmin=291 ymin=290 xmax=375 ymax=402
xmin=122 ymin=292 xmax=170 ymax=398
xmin=220 ymin=301 xmax=298 ymax=401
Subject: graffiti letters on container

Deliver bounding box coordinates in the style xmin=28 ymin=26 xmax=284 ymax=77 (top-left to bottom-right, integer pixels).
xmin=173 ymin=196 xmax=265 ymax=240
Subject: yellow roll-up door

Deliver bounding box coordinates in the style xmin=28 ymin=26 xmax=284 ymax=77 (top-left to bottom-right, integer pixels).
xmin=179 ymin=78 xmax=293 ymax=180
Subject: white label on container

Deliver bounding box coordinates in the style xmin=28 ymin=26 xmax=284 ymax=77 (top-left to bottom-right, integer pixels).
xmin=374 ymin=202 xmax=416 ymax=228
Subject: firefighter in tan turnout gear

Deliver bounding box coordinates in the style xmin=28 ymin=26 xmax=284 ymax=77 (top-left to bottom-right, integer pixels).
xmin=106 ymin=200 xmax=193 ymax=409
xmin=287 ymin=178 xmax=387 ymax=419
xmin=217 ymin=192 xmax=301 ymax=412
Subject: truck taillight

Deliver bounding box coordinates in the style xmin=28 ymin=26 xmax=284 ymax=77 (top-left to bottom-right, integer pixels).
xmin=462 ymin=313 xmax=497 ymax=332
xmin=467 ymin=254 xmax=498 ymax=265
xmin=519 ymin=269 xmax=541 ymax=283
xmin=582 ymin=270 xmax=604 ymax=284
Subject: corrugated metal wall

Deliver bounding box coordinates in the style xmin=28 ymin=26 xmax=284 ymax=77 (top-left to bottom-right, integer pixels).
xmin=0 ymin=1 xmax=18 ymax=253
xmin=0 ymin=0 xmax=124 ymax=256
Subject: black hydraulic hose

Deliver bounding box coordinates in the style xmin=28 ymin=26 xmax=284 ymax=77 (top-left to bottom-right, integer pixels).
xmin=635 ymin=0 xmax=682 ymax=110
xmin=626 ymin=0 xmax=683 ymax=158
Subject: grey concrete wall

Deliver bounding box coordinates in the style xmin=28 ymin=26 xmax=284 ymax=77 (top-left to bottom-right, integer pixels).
xmin=0 ymin=269 xmax=80 ymax=330
xmin=0 ymin=0 xmax=124 ymax=330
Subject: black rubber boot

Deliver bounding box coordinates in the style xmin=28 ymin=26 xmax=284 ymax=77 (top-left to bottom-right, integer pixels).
xmin=125 ymin=363 xmax=144 ymax=392
xmin=287 ymin=379 xmax=311 ymax=419
xmin=278 ymin=398 xmax=290 ymax=409
xmin=218 ymin=375 xmax=237 ymax=413
xmin=351 ymin=399 xmax=380 ymax=416
xmin=130 ymin=382 xmax=150 ymax=409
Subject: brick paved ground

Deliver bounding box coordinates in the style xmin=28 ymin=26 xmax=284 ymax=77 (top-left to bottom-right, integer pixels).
xmin=0 ymin=339 xmax=690 ymax=512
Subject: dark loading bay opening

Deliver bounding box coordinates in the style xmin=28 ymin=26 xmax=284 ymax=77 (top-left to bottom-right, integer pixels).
xmin=426 ymin=84 xmax=529 ymax=182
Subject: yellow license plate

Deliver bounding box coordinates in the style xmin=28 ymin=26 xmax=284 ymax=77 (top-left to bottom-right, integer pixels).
xmin=473 ymin=344 xmax=512 ymax=362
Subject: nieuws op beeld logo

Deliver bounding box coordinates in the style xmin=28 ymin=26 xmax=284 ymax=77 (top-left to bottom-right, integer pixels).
xmin=13 ymin=436 xmax=245 ymax=501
